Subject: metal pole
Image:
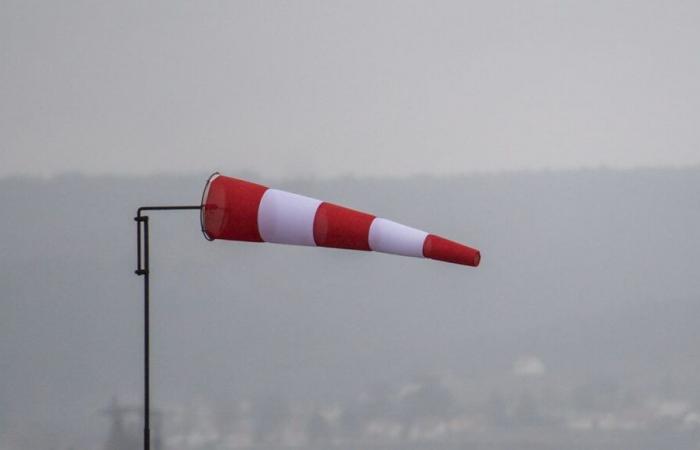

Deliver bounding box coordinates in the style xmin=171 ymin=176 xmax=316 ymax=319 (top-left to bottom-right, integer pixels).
xmin=135 ymin=205 xmax=202 ymax=450
xmin=143 ymin=216 xmax=150 ymax=450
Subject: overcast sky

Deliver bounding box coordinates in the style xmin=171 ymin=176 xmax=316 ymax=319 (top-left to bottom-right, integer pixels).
xmin=2 ymin=1 xmax=699 ymax=179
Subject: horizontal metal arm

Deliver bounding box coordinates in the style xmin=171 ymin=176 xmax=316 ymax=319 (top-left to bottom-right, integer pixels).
xmin=137 ymin=205 xmax=202 ymax=216
xmin=134 ymin=205 xmax=202 ymax=276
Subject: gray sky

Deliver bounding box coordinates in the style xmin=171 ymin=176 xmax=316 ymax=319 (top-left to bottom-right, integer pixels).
xmin=2 ymin=0 xmax=699 ymax=178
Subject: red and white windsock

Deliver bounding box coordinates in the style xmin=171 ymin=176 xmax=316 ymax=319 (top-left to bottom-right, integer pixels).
xmin=200 ymin=173 xmax=480 ymax=267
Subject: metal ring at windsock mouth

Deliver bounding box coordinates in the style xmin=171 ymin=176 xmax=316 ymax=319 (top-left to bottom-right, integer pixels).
xmin=200 ymin=172 xmax=220 ymax=241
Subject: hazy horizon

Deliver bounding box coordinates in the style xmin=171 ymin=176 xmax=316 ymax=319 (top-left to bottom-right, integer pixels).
xmin=2 ymin=163 xmax=700 ymax=183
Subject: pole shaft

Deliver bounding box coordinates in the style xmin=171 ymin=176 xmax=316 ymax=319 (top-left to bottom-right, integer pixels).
xmin=144 ymin=216 xmax=150 ymax=450
xmin=134 ymin=205 xmax=201 ymax=450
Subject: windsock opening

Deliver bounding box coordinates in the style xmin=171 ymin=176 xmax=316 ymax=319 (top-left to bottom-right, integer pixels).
xmin=200 ymin=172 xmax=219 ymax=241
xmin=200 ymin=172 xmax=268 ymax=242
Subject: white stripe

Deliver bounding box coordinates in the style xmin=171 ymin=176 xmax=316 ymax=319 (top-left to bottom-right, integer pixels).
xmin=368 ymin=218 xmax=428 ymax=258
xmin=257 ymin=189 xmax=322 ymax=246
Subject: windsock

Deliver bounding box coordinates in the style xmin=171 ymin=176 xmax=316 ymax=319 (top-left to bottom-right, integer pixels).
xmin=200 ymin=173 xmax=480 ymax=267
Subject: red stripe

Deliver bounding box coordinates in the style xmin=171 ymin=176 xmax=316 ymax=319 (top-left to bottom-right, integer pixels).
xmin=202 ymin=175 xmax=268 ymax=241
xmin=422 ymin=234 xmax=481 ymax=267
xmin=313 ymin=202 xmax=374 ymax=250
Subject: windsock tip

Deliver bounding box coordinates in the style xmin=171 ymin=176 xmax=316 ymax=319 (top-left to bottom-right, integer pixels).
xmin=472 ymin=250 xmax=481 ymax=267
xmin=423 ymin=234 xmax=481 ymax=268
